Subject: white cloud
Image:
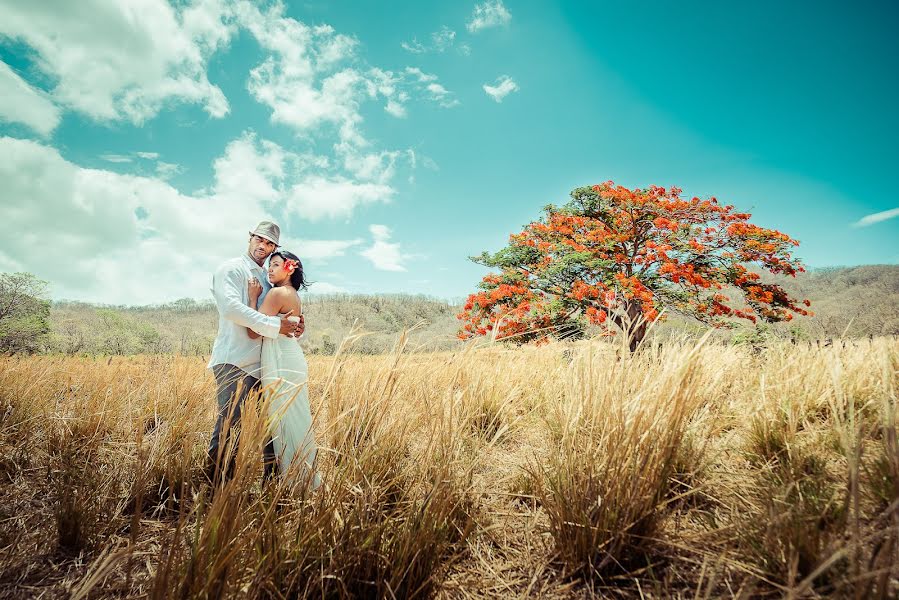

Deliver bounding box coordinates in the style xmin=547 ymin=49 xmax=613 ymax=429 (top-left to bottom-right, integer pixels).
xmin=279 ymin=238 xmax=363 ymax=260
xmin=432 ymin=26 xmax=456 ymax=51
xmin=155 ymin=161 xmax=183 ymax=180
xmin=400 ymin=39 xmax=427 ymax=54
xmin=100 ymin=152 xmax=181 ymax=179
xmin=385 ymin=99 xmax=407 ymax=118
xmin=100 ymin=154 xmax=133 ymax=163
xmin=210 ymin=132 xmax=395 ymax=224
xmin=288 ymin=176 xmax=394 ymax=221
xmin=466 ymin=0 xmax=512 ymax=33
xmin=0 ymin=137 xmax=213 ymax=303
xmin=237 ymin=1 xmax=457 ymax=152
xmin=404 ymin=67 xmax=438 ymax=83
xmin=339 ymin=148 xmax=417 ymax=184
xmin=374 ymin=70 xmax=451 ymax=114
xmin=0 ymin=61 xmax=60 ymax=136
xmin=236 ymin=1 xmax=368 ymax=147
xmin=426 ymin=83 xmax=460 ymax=108
xmin=212 ymin=133 xmax=290 ymax=207
xmin=0 ymin=0 xmax=453 ymax=181
xmin=483 ymin=75 xmax=519 ymax=102
xmin=360 ymin=224 xmax=407 ymax=272
xmin=853 ymin=207 xmax=899 ymax=228
xmin=0 ymin=131 xmax=394 ymax=304
xmin=0 ymin=0 xmax=234 ymax=124
xmin=401 ymin=26 xmax=460 ymax=55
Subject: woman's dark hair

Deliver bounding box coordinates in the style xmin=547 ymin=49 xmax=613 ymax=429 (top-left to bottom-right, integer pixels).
xmin=270 ymin=250 xmax=308 ymax=291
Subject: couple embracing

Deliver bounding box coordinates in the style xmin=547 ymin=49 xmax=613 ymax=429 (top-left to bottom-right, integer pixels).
xmin=205 ymin=220 xmax=320 ymax=490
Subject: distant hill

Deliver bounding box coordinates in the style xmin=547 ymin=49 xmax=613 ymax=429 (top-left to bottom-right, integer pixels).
xmin=643 ymin=264 xmax=898 ymax=342
xmin=48 ymin=294 xmax=461 ymax=356
xmin=772 ymin=265 xmax=899 ymax=337
xmin=45 ymin=265 xmax=897 ymax=355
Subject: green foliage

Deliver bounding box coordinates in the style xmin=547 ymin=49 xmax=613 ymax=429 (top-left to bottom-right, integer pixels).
xmin=0 ymin=272 xmax=51 ymax=354
xmin=731 ymin=322 xmax=774 ymax=348
xmin=94 ymin=308 xmax=169 ymax=355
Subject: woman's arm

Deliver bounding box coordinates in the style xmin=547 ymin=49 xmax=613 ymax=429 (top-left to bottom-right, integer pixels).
xmin=258 ymin=288 xmax=288 ymax=317
xmin=241 ymin=282 xmax=301 ymax=339
xmin=247 ymin=288 xmax=291 ymax=339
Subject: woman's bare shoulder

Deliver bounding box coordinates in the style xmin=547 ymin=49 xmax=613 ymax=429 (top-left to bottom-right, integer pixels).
xmin=268 ymin=286 xmax=292 ymax=297
xmin=270 ymin=286 xmax=300 ymax=310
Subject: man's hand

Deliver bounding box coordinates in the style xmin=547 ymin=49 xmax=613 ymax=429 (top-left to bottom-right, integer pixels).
xmin=278 ymin=311 xmax=305 ymax=337
xmin=295 ymin=314 xmax=306 ymax=338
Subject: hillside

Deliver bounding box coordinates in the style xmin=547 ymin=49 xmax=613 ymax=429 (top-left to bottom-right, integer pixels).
xmin=44 ymin=265 xmax=898 ymax=355
xmin=773 ymin=264 xmax=899 ymax=337
xmin=48 ymin=294 xmax=461 ymax=356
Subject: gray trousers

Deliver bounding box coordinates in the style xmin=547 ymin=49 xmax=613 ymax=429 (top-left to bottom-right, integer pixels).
xmin=207 ymin=363 xmax=277 ymax=484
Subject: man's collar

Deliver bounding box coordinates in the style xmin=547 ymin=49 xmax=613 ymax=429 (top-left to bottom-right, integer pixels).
xmin=242 ymin=253 xmax=265 ymax=271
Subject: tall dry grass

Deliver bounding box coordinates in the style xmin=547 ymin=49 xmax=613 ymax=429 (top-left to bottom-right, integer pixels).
xmin=0 ymin=334 xmax=896 ymax=598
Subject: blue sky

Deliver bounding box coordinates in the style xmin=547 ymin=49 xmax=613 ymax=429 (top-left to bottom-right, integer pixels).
xmin=0 ymin=0 xmax=896 ymax=305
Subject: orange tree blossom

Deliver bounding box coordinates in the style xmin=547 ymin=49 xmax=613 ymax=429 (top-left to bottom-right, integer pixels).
xmin=457 ymin=182 xmax=812 ymax=351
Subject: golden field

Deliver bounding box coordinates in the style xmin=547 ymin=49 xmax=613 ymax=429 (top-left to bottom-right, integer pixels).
xmin=0 ymin=334 xmax=897 ymax=599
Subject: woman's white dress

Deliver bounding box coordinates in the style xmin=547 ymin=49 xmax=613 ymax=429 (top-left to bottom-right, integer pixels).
xmin=261 ymin=320 xmax=321 ymax=489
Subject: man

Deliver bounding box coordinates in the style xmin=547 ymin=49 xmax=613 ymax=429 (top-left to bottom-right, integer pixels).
xmin=206 ymin=220 xmax=304 ymax=486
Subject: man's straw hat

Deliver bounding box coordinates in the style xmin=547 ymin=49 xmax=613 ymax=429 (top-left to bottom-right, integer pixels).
xmin=249 ymin=221 xmax=280 ymax=245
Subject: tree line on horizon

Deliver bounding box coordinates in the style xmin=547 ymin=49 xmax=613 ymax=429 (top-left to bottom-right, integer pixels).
xmin=0 ymin=264 xmax=896 ymax=357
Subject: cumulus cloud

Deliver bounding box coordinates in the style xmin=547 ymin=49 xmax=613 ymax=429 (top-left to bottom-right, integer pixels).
xmin=483 ymin=75 xmax=519 ymax=102
xmin=0 ymin=133 xmax=391 ymax=303
xmin=238 ymin=0 xmax=364 ymax=143
xmin=0 ymin=137 xmax=214 ymax=303
xmin=212 ymin=132 xmax=291 ymax=207
xmin=288 ymin=176 xmax=394 ymax=222
xmin=385 ymin=98 xmax=407 ymax=118
xmin=0 ymin=3 xmax=440 ymax=301
xmin=0 ymin=61 xmax=61 ymax=136
xmin=853 ymin=207 xmax=899 ymax=228
xmin=0 ymin=0 xmax=452 ymax=174
xmin=466 ymin=0 xmax=511 ymax=33
xmin=340 ymin=149 xmax=403 ymax=183
xmin=234 ymin=0 xmax=456 ymax=179
xmin=0 ymin=0 xmax=234 ymax=124
xmin=360 ymin=224 xmax=408 ymax=272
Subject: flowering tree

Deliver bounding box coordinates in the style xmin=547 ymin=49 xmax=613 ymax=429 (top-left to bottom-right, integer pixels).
xmin=458 ymin=182 xmax=811 ymax=351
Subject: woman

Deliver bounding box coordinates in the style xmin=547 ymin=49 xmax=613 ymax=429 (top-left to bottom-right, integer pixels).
xmin=247 ymin=250 xmax=320 ymax=489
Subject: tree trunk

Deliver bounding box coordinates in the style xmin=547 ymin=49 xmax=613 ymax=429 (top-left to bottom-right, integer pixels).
xmin=624 ymin=299 xmax=648 ymax=353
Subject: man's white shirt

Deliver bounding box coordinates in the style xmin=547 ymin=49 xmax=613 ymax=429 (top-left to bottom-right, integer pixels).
xmin=208 ymin=254 xmax=280 ymax=377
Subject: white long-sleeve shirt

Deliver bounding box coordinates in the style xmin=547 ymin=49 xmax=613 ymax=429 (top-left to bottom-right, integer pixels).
xmin=207 ymin=254 xmax=280 ymax=377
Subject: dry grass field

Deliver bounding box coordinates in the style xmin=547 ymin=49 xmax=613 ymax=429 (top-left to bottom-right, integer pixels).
xmin=0 ymin=333 xmax=897 ymax=598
